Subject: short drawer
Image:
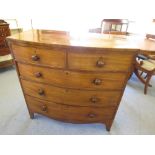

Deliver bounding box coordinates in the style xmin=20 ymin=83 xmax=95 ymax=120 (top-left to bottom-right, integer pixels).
xmin=68 ymin=48 xmax=134 ymax=71
xmin=18 ymin=63 xmax=127 ymax=90
xmin=21 ymin=79 xmax=122 ymax=107
xmin=25 ymin=95 xmax=116 ymax=122
xmin=12 ymin=44 xmax=66 ymax=68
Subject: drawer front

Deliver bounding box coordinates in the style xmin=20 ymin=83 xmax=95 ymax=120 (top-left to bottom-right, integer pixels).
xmin=12 ymin=44 xmax=66 ymax=68
xmin=18 ymin=63 xmax=126 ymax=90
xmin=25 ymin=95 xmax=116 ymax=122
xmin=21 ymin=79 xmax=121 ymax=107
xmin=68 ymin=49 xmax=134 ymax=71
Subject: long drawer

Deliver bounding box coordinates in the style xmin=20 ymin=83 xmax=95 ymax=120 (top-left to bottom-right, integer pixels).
xmin=25 ymin=95 xmax=115 ymax=123
xmin=18 ymin=63 xmax=126 ymax=90
xmin=21 ymin=79 xmax=122 ymax=107
xmin=12 ymin=44 xmax=66 ymax=68
xmin=68 ymin=48 xmax=134 ymax=72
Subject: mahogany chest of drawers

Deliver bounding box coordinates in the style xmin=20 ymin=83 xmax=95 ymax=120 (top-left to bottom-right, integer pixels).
xmin=7 ymin=30 xmax=138 ymax=131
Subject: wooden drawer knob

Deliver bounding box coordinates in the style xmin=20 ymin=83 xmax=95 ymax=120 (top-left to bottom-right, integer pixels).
xmin=90 ymin=97 xmax=100 ymax=103
xmin=34 ymin=72 xmax=42 ymax=78
xmin=32 ymin=55 xmax=40 ymax=61
xmin=38 ymin=89 xmax=45 ymax=96
xmin=96 ymin=59 xmax=105 ymax=67
xmin=41 ymin=105 xmax=47 ymax=112
xmin=87 ymin=113 xmax=96 ymax=118
xmin=93 ymin=78 xmax=102 ymax=85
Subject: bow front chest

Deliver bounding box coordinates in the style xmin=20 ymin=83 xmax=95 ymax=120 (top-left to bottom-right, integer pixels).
xmin=7 ymin=30 xmax=139 ymax=131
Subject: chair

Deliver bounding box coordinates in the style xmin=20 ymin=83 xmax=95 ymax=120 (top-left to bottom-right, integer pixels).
xmin=101 ymin=19 xmax=129 ymax=35
xmin=134 ymin=54 xmax=155 ymax=94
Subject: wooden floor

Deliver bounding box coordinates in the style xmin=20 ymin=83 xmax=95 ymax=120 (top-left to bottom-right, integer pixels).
xmin=0 ymin=67 xmax=155 ymax=134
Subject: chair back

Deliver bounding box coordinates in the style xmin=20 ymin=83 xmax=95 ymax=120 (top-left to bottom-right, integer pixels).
xmin=101 ymin=19 xmax=129 ymax=35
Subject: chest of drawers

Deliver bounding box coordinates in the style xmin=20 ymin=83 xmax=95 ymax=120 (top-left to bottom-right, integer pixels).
xmin=7 ymin=30 xmax=138 ymax=131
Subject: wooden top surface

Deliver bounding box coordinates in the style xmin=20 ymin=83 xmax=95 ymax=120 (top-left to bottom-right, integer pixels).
xmin=6 ymin=29 xmax=155 ymax=52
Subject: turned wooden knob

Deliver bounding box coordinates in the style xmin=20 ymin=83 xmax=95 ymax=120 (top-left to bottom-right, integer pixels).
xmin=87 ymin=113 xmax=96 ymax=118
xmin=34 ymin=72 xmax=42 ymax=78
xmin=90 ymin=97 xmax=100 ymax=103
xmin=41 ymin=105 xmax=47 ymax=112
xmin=38 ymin=89 xmax=45 ymax=96
xmin=32 ymin=55 xmax=39 ymax=61
xmin=96 ymin=59 xmax=104 ymax=67
xmin=93 ymin=78 xmax=102 ymax=85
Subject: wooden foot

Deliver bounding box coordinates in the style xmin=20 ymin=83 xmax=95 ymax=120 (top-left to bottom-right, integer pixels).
xmin=106 ymin=125 xmax=111 ymax=131
xmin=29 ymin=112 xmax=34 ymax=119
xmin=105 ymin=120 xmax=113 ymax=131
